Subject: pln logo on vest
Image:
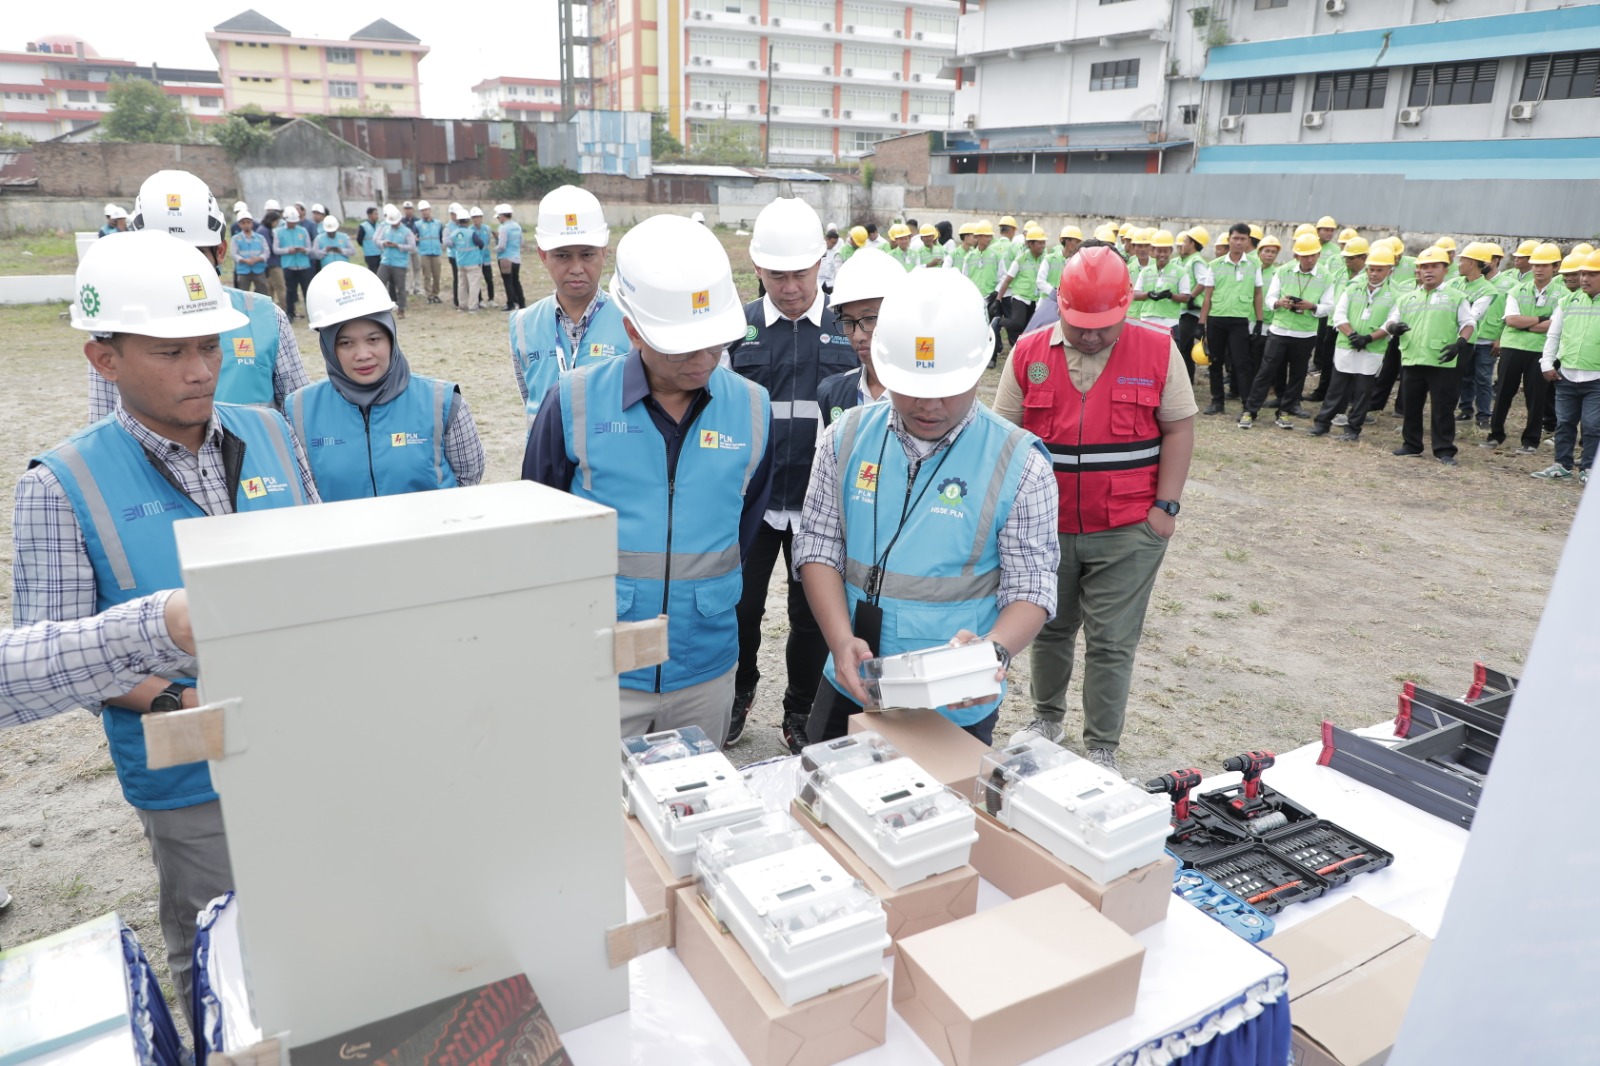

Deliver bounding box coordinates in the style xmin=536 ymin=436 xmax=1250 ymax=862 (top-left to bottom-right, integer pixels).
xmin=699 ymin=429 xmax=746 ymax=451
xmin=914 ymin=337 xmax=936 ymax=369
xmin=854 ymin=461 xmax=880 ymax=492
xmin=391 ymin=432 xmax=428 ymax=448
xmin=241 ymin=477 xmax=268 ymax=500
xmin=232 ymin=337 xmax=256 ymax=365
xmin=691 ymin=290 xmax=711 ymax=316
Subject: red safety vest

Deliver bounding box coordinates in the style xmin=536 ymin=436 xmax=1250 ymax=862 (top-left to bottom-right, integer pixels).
xmin=1012 ymin=323 xmax=1169 ymax=533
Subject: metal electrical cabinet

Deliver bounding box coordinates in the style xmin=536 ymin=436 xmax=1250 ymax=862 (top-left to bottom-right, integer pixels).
xmin=174 ymin=482 xmax=629 ymax=1045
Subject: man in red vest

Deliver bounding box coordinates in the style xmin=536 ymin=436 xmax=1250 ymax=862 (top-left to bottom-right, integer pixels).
xmin=992 ymin=243 xmax=1196 ymax=774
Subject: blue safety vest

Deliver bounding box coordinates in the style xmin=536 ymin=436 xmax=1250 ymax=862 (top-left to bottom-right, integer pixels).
xmin=232 ymin=232 xmax=267 ymax=274
xmin=377 ymin=223 xmax=411 ymax=269
xmin=498 ymin=220 xmax=523 ymax=262
xmin=510 ymin=295 xmax=631 ymax=424
xmin=559 ymin=357 xmax=769 ymax=693
xmin=443 ymin=222 xmax=460 ymax=261
xmin=276 ymin=224 xmax=310 ymax=270
xmin=451 ymin=225 xmax=487 ymax=267
xmin=314 ymin=232 xmax=353 ymax=264
xmin=415 ymin=218 xmax=443 ymax=256
xmin=358 ymin=219 xmax=380 ymax=257
xmin=284 ymin=376 xmax=460 ymax=502
xmin=216 ymin=289 xmax=279 ymax=407
xmin=32 ymin=406 xmax=308 ymax=810
xmin=824 ymin=403 xmax=1043 ymax=726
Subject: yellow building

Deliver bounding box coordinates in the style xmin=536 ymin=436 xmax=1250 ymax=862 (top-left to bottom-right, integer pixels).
xmin=206 ymin=10 xmax=428 ymax=118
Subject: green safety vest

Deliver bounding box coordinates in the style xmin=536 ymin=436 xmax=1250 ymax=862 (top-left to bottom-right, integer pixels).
xmin=1456 ymin=275 xmax=1506 ymax=344
xmin=1557 ymin=293 xmax=1600 ymax=372
xmin=1495 ymin=270 xmax=1524 ymax=293
xmin=1209 ymin=255 xmax=1259 ymax=322
xmin=1179 ymin=252 xmax=1206 ymax=314
xmin=890 ymin=246 xmax=916 ymax=272
xmin=1008 ymin=249 xmax=1045 ymax=302
xmin=839 ymin=244 xmax=856 ymax=262
xmin=949 ymin=244 xmax=969 ymax=274
xmin=1391 ymin=256 xmax=1417 ymax=291
xmin=1318 ymin=241 xmax=1342 ymax=272
xmin=1335 ymin=277 xmax=1399 ymax=350
xmin=1501 ymin=277 xmax=1564 ymax=353
xmin=1134 ymin=259 xmax=1187 ymax=321
xmin=1042 ymin=247 xmax=1067 ymax=290
xmin=1270 ymin=267 xmax=1332 ymax=333
xmin=1127 ymin=257 xmax=1153 ymax=318
xmin=1561 ymin=281 xmax=1584 ymax=306
xmin=1394 ymin=285 xmax=1468 ymax=368
xmin=965 ymin=244 xmax=1004 ymax=296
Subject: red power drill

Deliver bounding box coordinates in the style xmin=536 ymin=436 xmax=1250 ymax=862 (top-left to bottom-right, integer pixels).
xmin=1223 ymin=751 xmax=1287 ymax=831
xmin=1146 ymin=768 xmax=1204 ymax=829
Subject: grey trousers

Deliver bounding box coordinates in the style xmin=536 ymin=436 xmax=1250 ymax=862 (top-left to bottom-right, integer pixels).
xmin=619 ymin=667 xmax=735 ymax=742
xmin=135 ymin=800 xmax=233 ymax=1029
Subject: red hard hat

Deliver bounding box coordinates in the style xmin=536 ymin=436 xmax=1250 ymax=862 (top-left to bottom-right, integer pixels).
xmin=1057 ymin=246 xmax=1132 ymax=328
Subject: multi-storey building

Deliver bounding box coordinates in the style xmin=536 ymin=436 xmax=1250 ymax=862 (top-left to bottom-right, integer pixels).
xmin=588 ymin=0 xmax=962 ymax=163
xmin=474 ymin=77 xmax=593 ymax=121
xmin=206 ymin=10 xmax=428 ymax=118
xmin=0 ymin=36 xmax=224 ymax=141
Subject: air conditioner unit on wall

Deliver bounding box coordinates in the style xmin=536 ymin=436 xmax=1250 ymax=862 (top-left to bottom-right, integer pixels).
xmin=771 ymin=104 xmax=781 ymax=113
xmin=893 ymin=28 xmax=903 ymax=37
xmin=1302 ymin=110 xmax=1325 ymax=128
xmin=845 ymin=24 xmax=856 ymax=32
xmin=892 ymin=71 xmax=902 ymax=80
xmin=748 ymin=14 xmax=759 ymax=23
xmin=1398 ymin=106 xmax=1425 ymax=125
xmin=771 ymin=17 xmax=781 ymax=25
xmin=842 ymin=109 xmax=853 ymax=118
xmin=913 ymin=30 xmax=924 ymax=40
xmin=843 ymin=67 xmax=853 ymax=76
xmin=1509 ymin=101 xmax=1538 ymax=121
xmin=1219 ymin=114 xmax=1241 ymax=131
xmin=1324 ymin=0 xmax=1346 ymax=15
xmin=912 ymin=72 xmax=922 ymax=81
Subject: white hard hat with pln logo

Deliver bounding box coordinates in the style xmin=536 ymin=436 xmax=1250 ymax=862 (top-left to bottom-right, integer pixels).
xmin=536 ymin=185 xmax=608 ymax=250
xmin=748 ymin=197 xmax=826 ymax=271
xmin=129 ymin=170 xmax=227 ymax=248
xmin=323 ymin=216 xmax=340 ymax=233
xmin=828 ymin=246 xmax=908 ymax=308
xmin=71 ymin=230 xmax=248 ymax=338
xmin=607 ymin=214 xmax=745 ymax=355
xmin=305 ymin=261 xmax=396 ymax=331
xmin=871 ymin=270 xmax=993 ymax=398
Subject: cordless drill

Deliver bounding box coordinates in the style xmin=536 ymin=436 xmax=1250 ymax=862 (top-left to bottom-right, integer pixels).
xmin=1146 ymin=768 xmax=1204 ymax=832
xmin=1223 ymin=751 xmax=1288 ymax=832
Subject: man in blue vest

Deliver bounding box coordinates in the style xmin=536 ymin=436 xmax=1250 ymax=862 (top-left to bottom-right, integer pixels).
xmin=413 ymin=201 xmax=444 ymax=303
xmin=510 ymin=185 xmax=631 ymax=430
xmin=725 ymin=196 xmax=858 ymax=751
xmin=495 ymin=203 xmax=526 ymax=311
xmin=11 ymin=231 xmax=318 ymax=1025
xmin=796 ymin=269 xmax=1059 ymax=746
xmin=523 ymin=214 xmax=774 ymax=742
xmin=91 ymin=170 xmax=311 ymax=424
xmin=358 ymin=205 xmax=382 ymax=271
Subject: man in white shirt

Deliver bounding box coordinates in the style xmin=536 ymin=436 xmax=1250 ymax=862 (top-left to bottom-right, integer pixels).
xmin=1240 ymin=234 xmax=1336 ymax=429
xmin=1532 ymin=251 xmax=1600 ymax=483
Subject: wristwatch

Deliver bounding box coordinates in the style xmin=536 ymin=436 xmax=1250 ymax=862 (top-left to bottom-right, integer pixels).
xmin=150 ymin=681 xmax=188 ymax=714
xmin=992 ymin=641 xmax=1012 ymax=672
xmin=1153 ymin=499 xmax=1182 ymax=517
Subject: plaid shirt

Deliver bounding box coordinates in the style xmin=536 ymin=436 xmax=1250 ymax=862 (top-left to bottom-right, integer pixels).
xmin=87 ymin=300 xmax=311 ymax=422
xmin=0 ymin=592 xmax=191 ymax=728
xmin=793 ymin=402 xmax=1059 ymax=617
xmin=440 ymin=395 xmax=486 ymax=486
xmin=12 ymin=408 xmax=320 ymax=628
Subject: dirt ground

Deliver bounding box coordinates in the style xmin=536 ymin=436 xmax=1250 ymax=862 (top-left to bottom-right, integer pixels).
xmin=0 ymin=228 xmax=1576 ymax=1026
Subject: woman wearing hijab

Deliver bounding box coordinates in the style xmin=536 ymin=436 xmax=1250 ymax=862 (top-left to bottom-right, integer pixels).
xmin=285 ymin=262 xmax=485 ymax=502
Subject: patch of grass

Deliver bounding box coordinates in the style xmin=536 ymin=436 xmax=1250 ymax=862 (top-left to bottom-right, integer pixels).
xmin=1223 ymin=547 xmax=1250 ymax=563
xmin=0 ymin=234 xmax=78 ymax=277
xmin=1156 ymin=598 xmax=1185 ymax=614
xmin=1392 ymin=671 xmax=1426 ymax=683
xmin=1212 ymin=610 xmax=1237 ymax=620
xmin=1209 ymin=591 xmax=1233 ymax=602
xmin=59 ymin=874 xmax=90 ymax=900
xmin=1249 ymin=601 xmax=1268 ymax=615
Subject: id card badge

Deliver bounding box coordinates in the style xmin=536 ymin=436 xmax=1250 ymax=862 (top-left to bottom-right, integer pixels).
xmin=852 ymin=599 xmax=883 ymax=658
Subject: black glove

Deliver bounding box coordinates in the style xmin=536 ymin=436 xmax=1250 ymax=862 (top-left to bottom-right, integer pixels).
xmin=1389 ymin=322 xmax=1411 ymax=338
xmin=1187 ymin=295 xmax=1202 ymax=310
xmin=1348 ymin=333 xmax=1369 ymax=351
xmin=985 ymin=293 xmax=1001 ymax=317
xmin=1151 ymin=289 xmax=1173 ymax=302
xmin=1441 ymin=339 xmax=1470 ymax=364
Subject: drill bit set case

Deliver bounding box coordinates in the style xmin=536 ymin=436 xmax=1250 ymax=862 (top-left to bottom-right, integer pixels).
xmin=796 ymin=731 xmax=979 ymax=889
xmin=860 ymin=640 xmax=1003 ymax=710
xmin=978 ymin=739 xmax=1172 ymax=884
xmin=622 ymin=726 xmax=766 ymax=878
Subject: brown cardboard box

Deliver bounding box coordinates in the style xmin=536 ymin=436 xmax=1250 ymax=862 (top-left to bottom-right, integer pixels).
xmin=969 ymin=809 xmax=1173 ymax=934
xmin=1265 ymin=898 xmax=1432 ymax=1066
xmin=622 ymin=812 xmax=692 ymax=947
xmin=790 ymin=799 xmax=979 ymax=953
xmin=893 ymin=884 xmax=1144 ymax=1066
xmin=847 ymin=707 xmax=991 ymax=804
xmin=672 ymin=886 xmax=889 ymax=1066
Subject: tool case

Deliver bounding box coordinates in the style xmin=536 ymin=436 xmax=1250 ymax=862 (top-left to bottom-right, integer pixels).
xmin=1259 ymin=819 xmax=1394 ymax=888
xmin=1194 ymin=843 xmax=1330 ymax=916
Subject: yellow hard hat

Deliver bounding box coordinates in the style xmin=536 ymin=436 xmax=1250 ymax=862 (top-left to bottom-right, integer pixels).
xmin=1514 ymin=239 xmax=1538 ymax=258
xmin=1023 ymin=226 xmax=1048 ymax=242
xmin=849 ymin=225 xmax=868 ymax=247
xmin=1386 ymin=236 xmax=1409 ymax=256
xmin=1574 ymin=242 xmax=1596 ymax=257
xmin=1485 ymin=242 xmax=1505 ymax=258
xmin=888 ymin=222 xmax=912 ymax=240
xmin=1415 ymin=246 xmax=1451 ymax=265
xmin=1093 ymin=223 xmax=1117 ymax=242
xmin=1529 ymin=242 xmax=1563 ymax=265
xmin=1060 ymin=224 xmax=1083 ymax=241
xmin=972 ymin=219 xmax=995 ymax=236
xmin=1316 ymin=216 xmax=1338 ymax=230
xmin=1583 ymin=250 xmax=1600 ymax=271
xmin=1338 ymin=227 xmax=1359 ymax=245
xmin=999 ymin=215 xmax=1018 ymax=229
xmin=1294 ymin=223 xmax=1316 ymax=239
xmin=1186 ymin=226 xmax=1211 ymax=249
xmin=1434 ymin=235 xmax=1458 ymax=252
xmin=1215 ymin=233 xmax=1229 ymax=249
xmin=1118 ymin=222 xmax=1134 ymax=238
xmin=1366 ymin=248 xmax=1396 ymax=268
xmin=1292 ymin=234 xmax=1322 ymax=256
xmin=919 ymin=223 xmax=938 ymax=239
xmin=1192 ymin=340 xmax=1210 ymax=367
xmin=957 ymin=222 xmax=975 ymax=236
xmin=1342 ymin=237 xmax=1371 ymax=257
xmin=1559 ymin=251 xmax=1585 ymax=274
xmin=1133 ymin=227 xmax=1155 ymax=244
xmin=1023 ymin=219 xmax=1038 ymax=232
xmin=1458 ymin=241 xmax=1495 ymax=264
xmin=1259 ymin=234 xmax=1281 ymax=249
xmin=1248 ymin=224 xmax=1264 ymax=241
xmin=1149 ymin=229 xmax=1176 ymax=248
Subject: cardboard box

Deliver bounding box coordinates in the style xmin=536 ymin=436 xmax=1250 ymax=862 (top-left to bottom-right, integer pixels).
xmin=622 ymin=812 xmax=692 ymax=947
xmin=790 ymin=799 xmax=979 ymax=953
xmin=1265 ymin=898 xmax=1432 ymax=1066
xmin=969 ymin=810 xmax=1174 ymax=934
xmin=847 ymin=707 xmax=991 ymax=804
xmin=672 ymin=886 xmax=888 ymax=1066
xmin=893 ymin=884 xmax=1144 ymax=1066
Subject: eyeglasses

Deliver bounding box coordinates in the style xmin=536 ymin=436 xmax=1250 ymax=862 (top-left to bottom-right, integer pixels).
xmin=836 ymin=314 xmax=879 ymax=335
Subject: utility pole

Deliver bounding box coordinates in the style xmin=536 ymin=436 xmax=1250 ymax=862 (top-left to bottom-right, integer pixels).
xmin=763 ymin=41 xmax=774 ymax=166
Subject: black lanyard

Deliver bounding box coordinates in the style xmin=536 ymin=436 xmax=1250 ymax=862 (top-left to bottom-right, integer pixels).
xmin=865 ymin=421 xmax=957 ymax=604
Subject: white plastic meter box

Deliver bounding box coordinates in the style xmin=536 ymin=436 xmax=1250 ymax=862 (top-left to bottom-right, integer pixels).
xmin=797 ymin=731 xmax=979 ymax=889
xmin=979 ymin=738 xmax=1172 ymax=884
xmin=860 ymin=640 xmax=1003 ymax=709
xmin=622 ymin=726 xmax=766 ymax=878
xmin=696 ymin=812 xmax=892 ymax=1006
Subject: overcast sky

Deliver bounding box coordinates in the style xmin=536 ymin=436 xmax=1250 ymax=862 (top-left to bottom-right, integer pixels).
xmin=12 ymin=1 xmax=562 ymax=118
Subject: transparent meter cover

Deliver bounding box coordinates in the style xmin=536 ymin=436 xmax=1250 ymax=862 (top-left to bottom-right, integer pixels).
xmin=859 ymin=640 xmax=1002 ymax=709
xmin=695 ymin=811 xmax=814 ymax=902
xmin=797 ymin=731 xmax=901 ymax=808
xmin=620 ymin=725 xmax=719 ymax=771
xmin=867 ymin=786 xmax=970 ymax=845
xmin=976 ymin=737 xmax=1082 ymax=820
xmin=757 ymin=877 xmax=881 ymax=950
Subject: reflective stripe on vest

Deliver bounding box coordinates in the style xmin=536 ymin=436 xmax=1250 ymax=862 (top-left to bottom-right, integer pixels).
xmin=1396 ymin=287 xmax=1467 ymax=368
xmin=286 ymin=377 xmax=458 ymax=502
xmin=1559 ymin=295 xmax=1600 ymax=372
xmin=510 ymin=296 xmax=630 ymax=424
xmin=1210 ymin=257 xmax=1258 ymax=321
xmin=1502 ymin=278 xmax=1563 ymax=352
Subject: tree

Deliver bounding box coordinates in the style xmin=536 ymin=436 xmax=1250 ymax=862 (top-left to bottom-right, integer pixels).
xmin=651 ymin=110 xmax=684 ymax=162
xmin=490 ymin=161 xmax=584 ymax=201
xmin=99 ymin=77 xmax=190 ymax=143
xmin=0 ymin=128 xmax=33 ymax=150
xmin=686 ymin=123 xmax=760 ymax=166
xmin=211 ymin=112 xmax=274 ymax=160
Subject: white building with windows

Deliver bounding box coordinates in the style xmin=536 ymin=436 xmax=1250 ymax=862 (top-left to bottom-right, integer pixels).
xmin=0 ymin=36 xmax=224 ymax=141
xmin=473 ymin=77 xmax=590 ymax=121
xmin=588 ymin=0 xmax=961 ymax=163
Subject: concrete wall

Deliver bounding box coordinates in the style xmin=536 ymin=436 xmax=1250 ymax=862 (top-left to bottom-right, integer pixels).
xmin=0 ymin=275 xmax=74 ymax=305
xmin=0 ymin=199 xmax=115 ymax=236
xmin=34 ymin=142 xmax=239 ymax=200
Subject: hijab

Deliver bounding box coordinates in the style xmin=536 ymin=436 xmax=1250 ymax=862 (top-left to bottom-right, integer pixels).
xmin=318 ymin=310 xmax=411 ymax=407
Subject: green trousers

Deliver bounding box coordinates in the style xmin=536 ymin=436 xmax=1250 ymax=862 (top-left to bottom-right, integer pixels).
xmin=1029 ymin=522 xmax=1169 ymax=750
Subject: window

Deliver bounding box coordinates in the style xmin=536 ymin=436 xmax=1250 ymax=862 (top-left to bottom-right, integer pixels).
xmin=1090 ymin=59 xmax=1140 ymax=91
xmin=1180 ymin=103 xmax=1198 ymax=124
xmin=1312 ymin=68 xmax=1387 ymax=111
xmin=1226 ymin=75 xmax=1294 ymax=114
xmin=841 ymin=86 xmax=894 ymax=112
xmin=911 ymin=10 xmax=956 ymax=35
xmin=909 ymin=91 xmax=949 ymax=118
xmin=690 ymin=33 xmax=759 ymax=60
xmin=770 ymin=125 xmax=831 ymax=151
xmin=771 ymin=81 xmax=831 ymax=108
xmin=770 ymin=0 xmax=830 ymax=22
xmin=842 ymin=44 xmax=897 ymax=71
xmin=508 ymin=84 xmax=519 ymax=95
xmin=846 ymin=129 xmax=890 ymax=152
xmin=1100 ymin=0 xmax=1135 ymax=4
xmin=373 ymin=49 xmax=386 ymax=57
xmin=330 ymin=81 xmax=358 ymax=98
xmin=1409 ymin=61 xmax=1497 ymax=106
xmin=775 ymin=40 xmax=832 ymax=66
xmin=95 ymin=91 xmax=109 ymax=103
xmin=842 ymin=4 xmax=902 ymax=30
xmin=66 ymin=89 xmax=89 ymax=102
xmin=327 ymin=47 xmax=354 ymax=64
xmin=390 ymin=50 xmax=402 ymax=56
xmin=199 ymin=96 xmax=221 ymax=107
xmin=1522 ymin=50 xmax=1600 ymax=101
xmin=1255 ymin=0 xmax=1288 ymax=8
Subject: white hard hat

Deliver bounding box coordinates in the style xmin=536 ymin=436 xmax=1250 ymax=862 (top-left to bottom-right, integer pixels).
xmin=827 ymin=246 xmax=907 ymax=308
xmin=608 ymin=214 xmax=744 ymax=356
xmin=311 ymin=203 xmax=326 ymax=215
xmin=71 ymin=230 xmax=248 ymax=338
xmin=306 ymin=261 xmax=396 ymax=331
xmin=536 ymin=185 xmax=608 ymax=250
xmin=691 ymin=210 xmax=706 ymax=225
xmin=383 ymin=202 xmax=396 ymax=213
xmin=749 ymin=197 xmax=826 ymax=271
xmin=416 ymin=200 xmax=431 ymax=211
xmin=232 ymin=201 xmax=247 ymax=214
xmin=449 ymin=201 xmax=463 ymax=213
xmin=469 ymin=206 xmax=484 ymax=217
xmin=402 ymin=200 xmax=414 ymax=208
xmin=494 ymin=203 xmax=513 ymax=216
xmin=129 ymin=170 xmax=227 ymax=248
xmin=871 ymin=270 xmax=992 ymax=398
xmin=264 ymin=199 xmax=281 ymax=211
xmin=384 ymin=205 xmax=402 ymax=224
xmin=103 ymin=203 xmax=120 ymax=217
xmin=284 ymin=207 xmax=301 ymax=223
xmin=323 ymin=216 xmax=340 ymax=233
